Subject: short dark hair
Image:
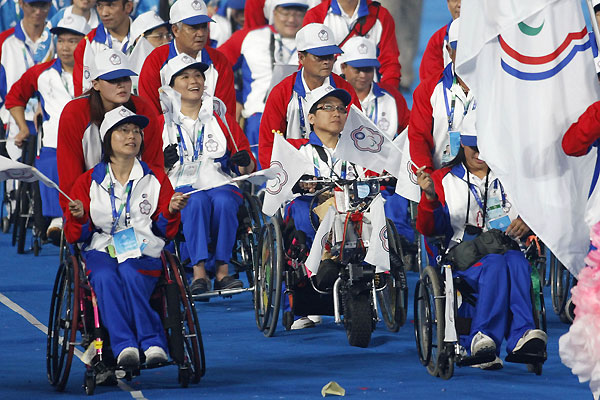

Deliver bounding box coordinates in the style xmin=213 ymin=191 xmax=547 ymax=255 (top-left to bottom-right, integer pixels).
xmin=102 ymin=124 xmax=145 ymax=163
xmin=169 ymin=66 xmax=206 ymax=87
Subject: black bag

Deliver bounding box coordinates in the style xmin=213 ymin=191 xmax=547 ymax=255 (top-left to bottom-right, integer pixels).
xmin=445 ymin=229 xmax=520 ymax=271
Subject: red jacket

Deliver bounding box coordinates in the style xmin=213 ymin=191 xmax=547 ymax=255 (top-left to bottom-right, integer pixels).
xmin=419 ymin=23 xmax=449 ymax=83
xmin=258 ymin=71 xmax=361 ymax=168
xmin=243 ymin=0 xmax=267 ymax=29
xmin=138 ymin=41 xmax=236 ymax=117
xmin=5 ymin=60 xmax=56 ymax=108
xmin=56 ymin=95 xmax=164 ymax=210
xmin=303 ymin=0 xmax=401 ymax=89
xmin=562 ymin=101 xmax=600 ymax=156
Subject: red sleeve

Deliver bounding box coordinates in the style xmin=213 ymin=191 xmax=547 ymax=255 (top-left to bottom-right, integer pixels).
xmin=138 ymin=45 xmax=169 ymax=116
xmin=132 ymin=95 xmax=164 ymax=169
xmin=5 ymin=61 xmax=52 ymax=109
xmin=208 ymin=47 xmax=236 ymax=117
xmin=64 ymin=170 xmax=93 ymax=244
xmin=419 ymin=25 xmax=447 ymax=83
xmin=217 ymin=28 xmax=249 ymax=66
xmin=150 ymin=167 xmax=180 ymax=240
xmin=416 ymin=167 xmax=448 ymax=236
xmin=562 ymin=101 xmax=600 ymax=156
xmin=258 ymin=75 xmax=293 ymax=168
xmin=73 ymin=31 xmax=95 ymax=97
xmin=375 ymin=6 xmax=401 ymax=88
xmin=243 ymin=0 xmax=267 ymax=29
xmin=221 ymin=112 xmax=257 ymax=169
xmin=57 ymin=98 xmax=90 ymax=211
xmin=379 ymin=83 xmax=410 ymax=132
xmin=408 ymin=77 xmax=438 ymax=173
xmin=302 ymin=2 xmax=328 ymax=26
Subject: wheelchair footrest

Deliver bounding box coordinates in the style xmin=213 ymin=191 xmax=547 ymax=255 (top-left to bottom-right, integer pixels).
xmin=192 ymin=286 xmax=254 ymax=301
xmin=456 ymin=352 xmax=497 ymax=367
xmin=505 ymin=351 xmax=547 ymax=365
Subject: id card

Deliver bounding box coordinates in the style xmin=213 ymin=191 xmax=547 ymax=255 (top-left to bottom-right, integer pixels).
xmin=175 ymin=161 xmax=201 ymax=188
xmin=441 ymin=131 xmax=461 ymax=164
xmin=112 ymin=227 xmax=142 ymax=263
xmin=486 ymin=195 xmax=511 ymax=231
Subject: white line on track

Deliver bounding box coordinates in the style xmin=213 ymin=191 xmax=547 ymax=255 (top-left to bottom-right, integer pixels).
xmin=0 ymin=291 xmax=148 ymax=400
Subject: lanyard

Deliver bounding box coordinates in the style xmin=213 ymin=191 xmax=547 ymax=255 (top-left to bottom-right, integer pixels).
xmin=443 ymin=78 xmax=474 ymax=131
xmin=297 ymin=95 xmax=307 ymax=137
xmin=275 ymin=35 xmax=296 ymax=64
xmin=176 ymin=123 xmax=205 ymax=162
xmin=312 ymin=147 xmax=346 ymax=179
xmin=107 ymin=30 xmax=130 ymax=54
xmin=108 ymin=167 xmax=134 ymax=235
xmin=367 ymin=97 xmax=378 ymax=126
xmin=465 ymin=170 xmax=489 ymax=228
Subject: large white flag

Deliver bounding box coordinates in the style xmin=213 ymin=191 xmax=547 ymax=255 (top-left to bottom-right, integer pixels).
xmin=363 ymin=195 xmax=390 ymax=273
xmin=304 ymin=206 xmax=336 ymax=276
xmin=455 ymin=0 xmax=600 ymax=275
xmin=262 ymin=134 xmax=312 ymax=216
xmin=334 ymin=105 xmax=401 ymax=174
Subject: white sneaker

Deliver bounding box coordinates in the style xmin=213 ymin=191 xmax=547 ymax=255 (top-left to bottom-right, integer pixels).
xmin=144 ymin=346 xmax=168 ymax=365
xmin=117 ymin=347 xmax=139 ymax=367
xmin=471 ymin=331 xmax=496 ymax=357
xmin=307 ymin=315 xmax=322 ymax=325
xmin=290 ymin=317 xmax=315 ymax=330
xmin=472 ymin=356 xmax=504 ymax=370
xmin=512 ymin=329 xmax=547 ymax=355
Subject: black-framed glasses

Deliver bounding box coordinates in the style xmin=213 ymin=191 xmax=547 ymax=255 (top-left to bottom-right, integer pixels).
xmin=316 ymin=104 xmax=347 ymax=114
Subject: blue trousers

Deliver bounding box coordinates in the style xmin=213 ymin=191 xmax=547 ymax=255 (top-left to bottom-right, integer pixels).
xmin=36 ymin=147 xmax=62 ymax=218
xmin=284 ymin=196 xmax=319 ymax=248
xmin=82 ymin=250 xmax=167 ymax=356
xmin=382 ymin=190 xmax=415 ymax=243
xmin=454 ymin=250 xmax=535 ymax=354
xmin=245 ymin=113 xmax=262 ymax=170
xmin=179 ymin=185 xmax=243 ymax=273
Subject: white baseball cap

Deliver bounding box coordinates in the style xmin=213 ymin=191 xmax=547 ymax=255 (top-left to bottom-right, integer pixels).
xmin=296 ymin=23 xmax=342 ymax=56
xmin=99 ymin=106 xmax=149 ymax=141
xmin=170 ymin=0 xmax=214 ymax=25
xmin=131 ymin=11 xmax=169 ymax=41
xmin=90 ymin=48 xmax=137 ymax=81
xmin=266 ymin=0 xmax=308 ymax=24
xmin=50 ymin=14 xmax=91 ymax=36
xmin=305 ymin=85 xmax=351 ymax=114
xmin=448 ymin=17 xmax=460 ymax=49
xmin=163 ymin=53 xmax=209 ymax=86
xmin=338 ymin=36 xmax=380 ymax=68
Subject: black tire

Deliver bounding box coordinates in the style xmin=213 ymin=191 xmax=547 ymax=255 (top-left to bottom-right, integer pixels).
xmin=378 ymin=220 xmax=408 ymax=332
xmin=33 ymin=238 xmax=41 ymax=256
xmin=343 ymin=291 xmax=374 ymax=348
xmin=84 ymin=369 xmax=96 ymax=395
xmin=178 ymin=367 xmax=190 ymax=388
xmin=413 ymin=266 xmax=446 ymax=377
xmin=550 ymin=253 xmax=572 ymax=317
xmin=254 ymin=219 xmax=283 ymax=337
xmin=47 ymin=257 xmax=80 ymax=391
xmin=167 ymin=252 xmax=206 ymax=383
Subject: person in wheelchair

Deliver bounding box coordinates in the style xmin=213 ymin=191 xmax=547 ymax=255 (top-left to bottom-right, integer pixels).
xmin=283 ymin=85 xmax=370 ymax=329
xmin=64 ymin=106 xmax=188 ymax=368
xmin=415 ymin=129 xmax=547 ymax=370
xmin=159 ymin=54 xmax=256 ymax=296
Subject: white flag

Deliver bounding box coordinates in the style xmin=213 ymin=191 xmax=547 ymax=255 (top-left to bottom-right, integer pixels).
xmin=304 ymin=206 xmax=336 ymax=276
xmin=363 ymin=195 xmax=390 ymax=273
xmin=0 ymin=156 xmax=72 ymax=201
xmin=335 ymin=105 xmax=402 ymax=174
xmin=455 ymin=0 xmax=600 ymax=276
xmin=392 ymin=127 xmax=421 ymax=203
xmin=262 ymin=134 xmax=312 ymax=216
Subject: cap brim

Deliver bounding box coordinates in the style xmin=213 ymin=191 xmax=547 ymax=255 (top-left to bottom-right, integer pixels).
xmin=460 ymin=135 xmax=477 ymax=147
xmin=95 ymin=69 xmax=138 ymax=80
xmin=50 ymin=27 xmax=86 ymax=36
xmin=105 ymin=115 xmax=150 ymax=135
xmin=276 ymin=2 xmax=309 ymax=8
xmin=309 ymin=88 xmax=352 ymax=113
xmin=345 ymin=59 xmax=380 ymax=68
xmin=305 ymin=45 xmax=342 ymax=56
xmin=179 ymin=15 xmax=214 ymax=25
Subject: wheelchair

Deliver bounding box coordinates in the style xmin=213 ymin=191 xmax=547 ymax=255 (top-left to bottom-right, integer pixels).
xmin=549 ymin=252 xmax=576 ymax=324
xmin=176 ymin=186 xmax=264 ymax=301
xmin=46 ymin=246 xmax=206 ymax=394
xmin=413 ymin=235 xmax=547 ymax=379
xmin=253 ymin=176 xmax=409 ymax=346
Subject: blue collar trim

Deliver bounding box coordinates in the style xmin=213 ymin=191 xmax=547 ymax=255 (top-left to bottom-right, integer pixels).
xmin=451 ymin=163 xmax=466 ymax=180
xmin=91 ymin=160 xmax=153 ymax=185
xmin=372 ymin=82 xmax=384 ymax=97
xmin=169 ymin=41 xmax=213 ymax=66
xmin=330 ymin=0 xmax=369 ymax=18
xmin=441 ymin=62 xmax=454 ymax=90
xmin=14 ymin=22 xmax=26 ymax=41
xmin=293 ymin=69 xmax=336 ymax=98
xmin=51 ymin=58 xmax=62 ymax=73
xmin=308 ymin=131 xmax=325 ymax=146
xmin=93 ymin=24 xmax=108 ymax=44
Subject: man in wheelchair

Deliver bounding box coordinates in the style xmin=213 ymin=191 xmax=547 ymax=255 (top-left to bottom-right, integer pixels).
xmin=415 ymin=129 xmax=547 ymax=370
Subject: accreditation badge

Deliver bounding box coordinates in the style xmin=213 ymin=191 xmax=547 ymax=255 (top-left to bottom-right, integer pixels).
xmin=112 ymin=227 xmax=142 ymax=263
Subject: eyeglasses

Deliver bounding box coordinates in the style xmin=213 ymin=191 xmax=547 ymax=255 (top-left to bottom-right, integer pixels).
xmin=316 ymin=104 xmax=347 ymax=114
xmin=274 ymin=8 xmax=306 ymax=19
xmin=24 ymin=1 xmax=51 ymax=9
xmin=145 ymin=32 xmax=173 ymax=41
xmin=114 ymin=126 xmax=142 ymax=135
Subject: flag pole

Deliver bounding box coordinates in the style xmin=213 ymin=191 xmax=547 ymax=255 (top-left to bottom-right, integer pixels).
xmin=30 ymin=167 xmax=74 ymax=203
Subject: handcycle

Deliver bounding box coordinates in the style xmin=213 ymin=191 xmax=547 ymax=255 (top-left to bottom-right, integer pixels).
xmin=46 ymin=245 xmax=206 ymax=395
xmin=254 ymin=175 xmax=409 ymax=346
xmin=413 ymin=234 xmax=547 ymax=379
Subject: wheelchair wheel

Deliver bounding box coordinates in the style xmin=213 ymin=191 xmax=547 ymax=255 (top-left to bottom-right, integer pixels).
xmin=84 ymin=368 xmax=96 ymax=395
xmin=343 ymin=291 xmax=374 ymax=348
xmin=254 ymin=218 xmax=283 ymax=337
xmin=377 ymin=220 xmax=408 ymax=332
xmin=550 ymin=253 xmax=572 ymax=319
xmin=414 ymin=266 xmax=445 ymax=377
xmin=14 ymin=181 xmax=31 ymax=254
xmin=47 ymin=256 xmax=80 ymax=391
xmin=166 ymin=251 xmax=206 ymax=383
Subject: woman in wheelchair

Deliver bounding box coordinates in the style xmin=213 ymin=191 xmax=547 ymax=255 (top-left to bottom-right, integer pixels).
xmin=415 ymin=131 xmax=547 ymax=369
xmin=64 ymin=106 xmax=188 ymax=368
xmin=158 ymin=54 xmax=256 ymax=296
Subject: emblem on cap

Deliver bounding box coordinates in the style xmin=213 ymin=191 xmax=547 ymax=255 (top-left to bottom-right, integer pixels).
xmin=318 ymin=29 xmax=328 ymax=41
xmin=119 ymin=108 xmax=130 ymax=116
xmin=109 ymin=54 xmax=122 ymax=65
xmin=191 ymin=0 xmax=202 ymax=10
xmin=181 ymin=55 xmax=194 ymax=64
xmin=84 ymin=69 xmax=90 ymax=79
xmin=358 ymin=44 xmax=368 ymax=54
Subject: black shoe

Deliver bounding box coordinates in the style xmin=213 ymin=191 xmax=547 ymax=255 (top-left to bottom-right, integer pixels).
xmin=190 ymin=278 xmax=211 ymax=296
xmin=96 ymin=370 xmax=118 ymax=386
xmin=214 ymin=275 xmax=243 ymax=290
